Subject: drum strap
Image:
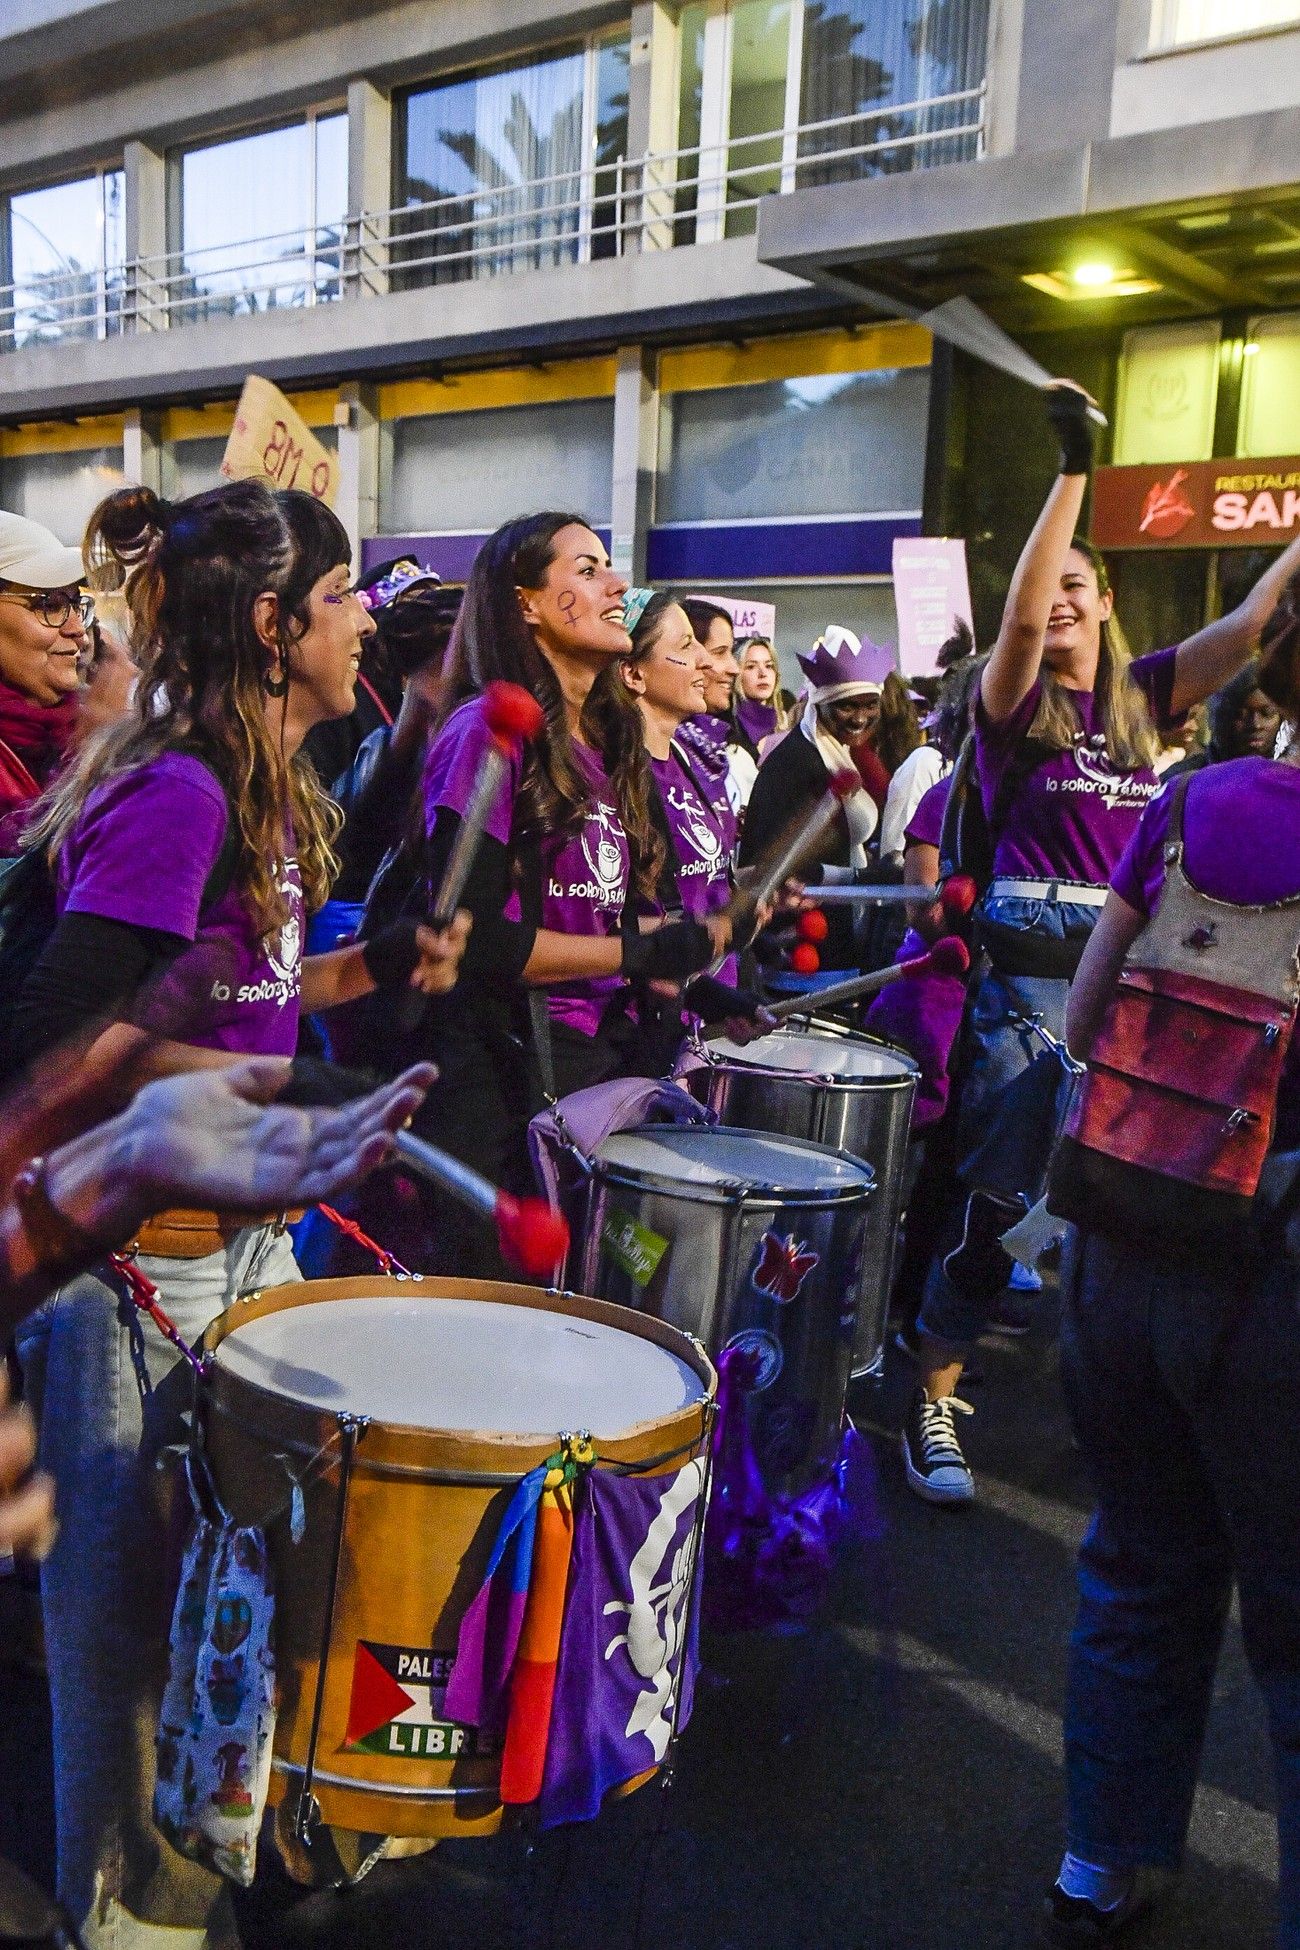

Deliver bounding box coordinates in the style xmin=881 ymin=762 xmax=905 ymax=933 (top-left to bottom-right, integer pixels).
xmin=529 ymin=988 xmax=559 ymax=1103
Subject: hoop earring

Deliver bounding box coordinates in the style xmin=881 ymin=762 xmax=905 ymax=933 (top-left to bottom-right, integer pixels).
xmin=263 ymin=666 xmax=289 ymax=699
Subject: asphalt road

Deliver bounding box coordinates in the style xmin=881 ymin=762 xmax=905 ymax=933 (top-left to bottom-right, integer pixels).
xmin=1 ymin=1305 xmax=1280 ymax=1949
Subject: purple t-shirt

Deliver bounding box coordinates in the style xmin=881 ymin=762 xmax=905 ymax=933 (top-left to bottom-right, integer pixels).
xmin=650 ymin=743 xmax=736 ymax=990
xmin=1112 ymin=757 xmax=1300 ymax=914
xmin=905 ymin=776 xmax=951 ymax=852
xmin=57 ymin=752 xmax=303 ymax=1055
xmin=676 ymin=713 xmax=739 ymax=854
xmin=424 ymin=695 xmax=631 ymax=1036
xmin=976 ymin=647 xmax=1178 ymax=886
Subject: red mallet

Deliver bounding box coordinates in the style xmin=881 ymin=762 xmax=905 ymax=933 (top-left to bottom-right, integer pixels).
xmin=733 ymin=769 xmax=860 ymax=922
xmin=430 ymin=681 xmax=544 ymax=928
xmin=763 ymin=934 xmax=971 ymax=1026
xmin=392 ymin=1129 xmax=569 ymax=1279
xmin=790 ymin=942 xmax=821 ymax=976
xmin=796 ymin=908 xmax=829 ymax=945
xmin=940 ymin=874 xmax=978 ymax=922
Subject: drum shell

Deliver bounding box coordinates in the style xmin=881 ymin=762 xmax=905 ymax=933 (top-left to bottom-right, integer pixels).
xmin=691 ymin=1027 xmax=917 ymax=1376
xmin=200 ymin=1275 xmax=714 ymax=1842
xmin=579 ymin=1133 xmax=870 ymax=1495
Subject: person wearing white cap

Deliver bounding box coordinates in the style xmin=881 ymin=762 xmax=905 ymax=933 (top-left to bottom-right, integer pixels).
xmin=0 ymin=511 xmax=91 ymax=850
xmin=739 ymin=624 xmax=894 ymax=971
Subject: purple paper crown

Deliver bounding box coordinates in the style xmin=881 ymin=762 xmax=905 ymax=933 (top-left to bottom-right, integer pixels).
xmin=797 ymin=626 xmax=894 ymax=696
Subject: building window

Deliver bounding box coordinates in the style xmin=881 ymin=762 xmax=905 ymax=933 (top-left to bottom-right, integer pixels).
xmin=382 ymin=397 xmax=615 ymax=534
xmin=1 ymin=170 xmax=124 ymax=347
xmin=656 ymin=367 xmax=929 ymax=525
xmin=1113 ymin=321 xmax=1221 ymax=466
xmin=392 ymin=35 xmax=630 ymax=288
xmin=173 ymin=111 xmax=347 ymax=322
xmin=1239 ymin=313 xmax=1300 ymax=457
xmin=673 ymin=0 xmax=988 ymax=243
xmin=0 ymin=445 xmax=125 ymax=541
xmin=1149 ymin=0 xmax=1300 ymax=47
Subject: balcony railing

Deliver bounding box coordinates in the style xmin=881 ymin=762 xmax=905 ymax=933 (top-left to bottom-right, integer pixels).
xmin=0 ymin=86 xmax=985 ymax=349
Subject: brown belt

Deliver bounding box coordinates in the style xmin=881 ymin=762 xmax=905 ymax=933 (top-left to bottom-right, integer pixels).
xmin=122 ymin=1206 xmax=305 ymax=1262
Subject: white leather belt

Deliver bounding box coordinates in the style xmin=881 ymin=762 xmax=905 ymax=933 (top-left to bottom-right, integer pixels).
xmin=986 ymin=877 xmax=1110 ymax=908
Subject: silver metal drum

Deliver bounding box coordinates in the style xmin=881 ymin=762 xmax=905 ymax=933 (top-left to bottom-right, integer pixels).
xmin=579 ymin=1125 xmax=874 ymax=1493
xmin=689 ymin=1025 xmax=918 ymax=1378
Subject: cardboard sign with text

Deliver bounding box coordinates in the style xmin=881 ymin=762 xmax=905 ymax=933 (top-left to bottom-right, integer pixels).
xmin=1092 ymin=455 xmax=1300 ymax=549
xmin=686 ymin=593 xmax=776 ymax=641
xmin=220 ymin=375 xmax=339 ymax=507
xmin=891 ymin=538 xmax=974 ymax=677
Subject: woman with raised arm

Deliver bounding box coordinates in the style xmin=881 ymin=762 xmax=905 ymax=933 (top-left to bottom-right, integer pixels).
xmin=902 ymin=384 xmax=1300 ymax=1509
xmin=10 ymin=479 xmax=464 ymax=1950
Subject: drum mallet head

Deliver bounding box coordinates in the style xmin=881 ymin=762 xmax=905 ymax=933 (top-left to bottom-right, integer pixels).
xmin=483 ymin=679 xmax=545 ymax=747
xmin=494 ymin=1193 xmax=570 ymax=1280
xmin=913 ymin=935 xmax=971 ymax=979
xmin=796 ymin=909 xmax=829 ymax=944
xmin=790 ymin=942 xmax=821 ymax=975
xmin=939 ymin=875 xmax=978 ymax=922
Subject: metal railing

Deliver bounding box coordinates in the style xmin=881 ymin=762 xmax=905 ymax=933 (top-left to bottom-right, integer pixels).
xmin=0 ymin=85 xmax=985 ymax=348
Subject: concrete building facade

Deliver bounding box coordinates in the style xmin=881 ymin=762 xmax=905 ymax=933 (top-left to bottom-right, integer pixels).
xmin=2 ymin=0 xmax=1299 ymax=662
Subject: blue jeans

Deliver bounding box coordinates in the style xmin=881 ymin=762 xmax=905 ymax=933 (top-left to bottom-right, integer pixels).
xmin=1060 ymin=1227 xmax=1300 ymax=1946
xmin=25 ymin=1228 xmax=300 ymax=1949
xmin=916 ymin=897 xmax=1094 ymax=1345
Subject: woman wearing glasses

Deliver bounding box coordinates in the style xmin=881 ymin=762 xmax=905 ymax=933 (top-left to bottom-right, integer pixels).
xmin=0 ymin=510 xmax=93 ymax=852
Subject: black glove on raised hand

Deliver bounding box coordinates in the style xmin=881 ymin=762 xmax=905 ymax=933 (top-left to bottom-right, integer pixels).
xmin=682 ymin=974 xmax=767 ymax=1024
xmin=622 ymin=918 xmax=716 ymax=982
xmin=360 ymin=919 xmax=423 ymax=987
xmin=1045 ymin=384 xmax=1095 ymax=478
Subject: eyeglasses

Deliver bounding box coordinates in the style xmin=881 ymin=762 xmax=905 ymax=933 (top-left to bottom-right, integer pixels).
xmin=0 ymin=589 xmax=95 ymax=631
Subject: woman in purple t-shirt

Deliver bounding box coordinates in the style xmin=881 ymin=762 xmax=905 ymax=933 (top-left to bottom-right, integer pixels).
xmin=904 ymin=384 xmax=1300 ymax=1508
xmin=12 ymin=479 xmax=464 ymax=1950
xmin=414 ymin=516 xmax=727 ymax=1251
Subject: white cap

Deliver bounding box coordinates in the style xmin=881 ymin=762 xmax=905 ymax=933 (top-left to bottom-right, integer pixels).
xmin=0 ymin=510 xmax=84 ymax=591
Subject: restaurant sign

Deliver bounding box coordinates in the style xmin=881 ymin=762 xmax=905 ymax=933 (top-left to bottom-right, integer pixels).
xmin=1092 ymin=455 xmax=1300 ymax=549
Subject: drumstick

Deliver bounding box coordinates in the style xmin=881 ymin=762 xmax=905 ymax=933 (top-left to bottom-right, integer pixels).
xmin=391 ymin=1128 xmax=569 ymax=1279
xmin=808 ymin=876 xmax=978 ymax=916
xmin=729 ymin=769 xmax=860 ymax=927
xmin=431 ymin=681 xmax=544 ymax=928
xmin=761 ymin=934 xmax=971 ymax=1025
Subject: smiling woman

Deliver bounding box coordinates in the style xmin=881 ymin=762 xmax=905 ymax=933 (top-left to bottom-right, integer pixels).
xmin=0 ymin=508 xmax=88 ymax=850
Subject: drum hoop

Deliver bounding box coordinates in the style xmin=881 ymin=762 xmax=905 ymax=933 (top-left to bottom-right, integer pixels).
xmin=708 ymin=1059 xmax=915 ymax=1091
xmin=764 ymin=1018 xmax=922 ymax=1077
xmin=593 ymin=1125 xmax=874 ymax=1206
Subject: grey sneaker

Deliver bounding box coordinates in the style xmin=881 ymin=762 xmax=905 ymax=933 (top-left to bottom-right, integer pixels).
xmin=1041 ymin=1868 xmax=1173 ymax=1945
xmin=901 ymin=1387 xmax=975 ymax=1505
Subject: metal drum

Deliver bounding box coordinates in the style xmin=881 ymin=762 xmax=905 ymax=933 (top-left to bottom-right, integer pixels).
xmin=201 ymin=1274 xmax=714 ymax=1842
xmin=689 ymin=1025 xmax=918 ymax=1377
xmin=579 ymin=1126 xmax=873 ymax=1493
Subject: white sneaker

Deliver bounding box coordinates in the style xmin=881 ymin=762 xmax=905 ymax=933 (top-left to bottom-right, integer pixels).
xmin=902 ymin=1387 xmax=975 ymax=1505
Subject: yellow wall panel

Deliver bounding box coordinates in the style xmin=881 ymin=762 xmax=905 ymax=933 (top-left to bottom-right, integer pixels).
xmin=0 ymin=413 xmax=125 ymax=456
xmin=658 ymin=322 xmax=932 ymax=394
xmin=380 ymin=356 xmax=618 ymax=421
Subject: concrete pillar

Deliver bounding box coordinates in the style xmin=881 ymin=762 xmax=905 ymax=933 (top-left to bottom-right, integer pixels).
xmin=347 ymin=78 xmax=392 ymax=298
xmin=122 ymin=407 xmax=165 ymax=492
xmin=336 ymin=380 xmax=381 ymax=569
xmin=1014 ymin=0 xmax=1121 ymax=152
xmin=123 ymin=139 xmax=167 ymax=332
xmin=610 ymin=345 xmax=658 ymax=580
xmin=626 ymin=0 xmax=680 ymax=252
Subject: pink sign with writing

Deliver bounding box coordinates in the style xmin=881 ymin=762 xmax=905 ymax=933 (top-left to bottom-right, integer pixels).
xmin=891 ymin=538 xmax=974 ymax=677
xmin=687 ymin=594 xmax=777 ymax=641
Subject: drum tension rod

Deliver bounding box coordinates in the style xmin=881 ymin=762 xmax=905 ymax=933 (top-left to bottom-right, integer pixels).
xmin=295 ymin=1411 xmax=369 ymax=1844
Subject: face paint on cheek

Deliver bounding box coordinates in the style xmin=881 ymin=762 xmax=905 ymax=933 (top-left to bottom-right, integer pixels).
xmin=557 ymin=590 xmax=578 ymax=620
xmin=663 ymin=656 xmax=692 ymax=669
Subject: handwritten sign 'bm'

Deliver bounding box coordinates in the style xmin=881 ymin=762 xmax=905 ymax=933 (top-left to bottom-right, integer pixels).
xmin=220 ymin=375 xmax=339 ymax=508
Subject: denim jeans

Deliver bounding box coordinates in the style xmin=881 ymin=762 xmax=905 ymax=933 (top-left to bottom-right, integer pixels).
xmin=916 ymin=897 xmax=1094 ymax=1346
xmin=1060 ymin=1227 xmax=1300 ymax=1947
xmin=31 ymin=1227 xmax=300 ymax=1950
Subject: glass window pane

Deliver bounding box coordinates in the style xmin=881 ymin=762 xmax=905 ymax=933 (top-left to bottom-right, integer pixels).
xmin=395 ymin=51 xmax=588 ymax=286
xmin=673 ymin=4 xmax=707 ymax=244
xmin=726 ymin=0 xmax=791 ymax=237
xmin=1239 ymin=313 xmax=1300 ymax=457
xmin=179 ymin=116 xmax=345 ymax=321
xmin=592 ymin=36 xmax=631 ymax=260
xmin=7 ymin=174 xmax=123 ymax=346
xmin=1113 ymin=321 xmax=1220 ymax=465
xmin=383 ymin=398 xmax=614 ymax=534
xmin=798 ymin=0 xmax=990 ymax=186
xmin=657 ymin=368 xmax=929 ymax=524
xmin=1151 ymin=0 xmax=1300 ymax=45
xmin=0 ymin=448 xmax=125 ymax=542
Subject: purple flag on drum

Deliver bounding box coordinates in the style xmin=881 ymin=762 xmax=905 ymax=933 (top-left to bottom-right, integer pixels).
xmin=539 ymin=1458 xmax=707 ymax=1829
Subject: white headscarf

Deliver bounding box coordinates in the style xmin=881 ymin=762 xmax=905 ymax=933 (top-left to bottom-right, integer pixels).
xmin=799 ymin=696 xmax=878 ymax=867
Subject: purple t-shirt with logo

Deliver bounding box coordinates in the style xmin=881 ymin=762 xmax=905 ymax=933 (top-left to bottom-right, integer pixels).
xmin=676 ymin=713 xmax=739 ymax=854
xmin=424 ymin=695 xmax=631 ymax=1036
xmin=650 ymin=743 xmax=736 ymax=989
xmin=976 ymin=646 xmax=1178 ymax=886
xmin=57 ymin=752 xmax=303 ymax=1055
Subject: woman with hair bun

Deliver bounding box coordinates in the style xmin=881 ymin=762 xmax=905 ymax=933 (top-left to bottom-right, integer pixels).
xmin=12 ymin=478 xmax=465 ymax=1950
xmin=902 ymin=385 xmax=1300 ymax=1509
xmin=411 ymin=516 xmax=727 ymax=1268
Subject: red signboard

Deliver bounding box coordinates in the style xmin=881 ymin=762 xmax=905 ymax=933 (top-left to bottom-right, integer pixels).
xmin=1092 ymin=455 xmax=1300 ymax=549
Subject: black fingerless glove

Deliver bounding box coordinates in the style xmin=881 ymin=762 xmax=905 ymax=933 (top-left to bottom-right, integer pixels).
xmin=682 ymin=974 xmax=766 ymax=1024
xmin=360 ymin=919 xmax=422 ymax=987
xmin=1045 ymin=385 xmax=1095 ymax=477
xmin=281 ymin=1058 xmax=381 ymax=1106
xmin=621 ymin=918 xmax=715 ymax=982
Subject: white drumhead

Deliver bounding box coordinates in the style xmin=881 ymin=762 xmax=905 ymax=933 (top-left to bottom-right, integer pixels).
xmin=215 ymin=1293 xmax=704 ymax=1433
xmin=596 ymin=1124 xmax=872 ymax=1195
xmin=708 ymin=1027 xmax=918 ymax=1082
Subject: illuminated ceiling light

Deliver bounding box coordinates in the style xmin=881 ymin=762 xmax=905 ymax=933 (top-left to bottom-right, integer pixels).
xmin=1021 ymin=270 xmax=1162 ymax=302
xmin=1243 ymin=342 xmax=1260 ymax=355
xmin=1071 ymin=261 xmax=1120 ymax=287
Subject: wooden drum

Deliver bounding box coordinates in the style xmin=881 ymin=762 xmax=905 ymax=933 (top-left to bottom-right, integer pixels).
xmin=200 ymin=1274 xmax=714 ymax=1843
